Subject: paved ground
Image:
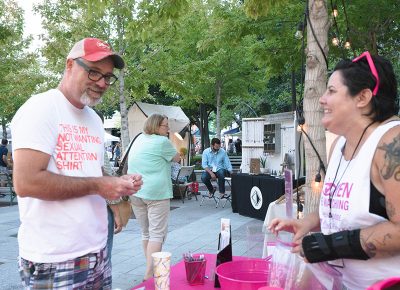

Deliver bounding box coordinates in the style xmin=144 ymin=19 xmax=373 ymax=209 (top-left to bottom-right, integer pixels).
xmin=0 ymin=191 xmax=265 ymax=290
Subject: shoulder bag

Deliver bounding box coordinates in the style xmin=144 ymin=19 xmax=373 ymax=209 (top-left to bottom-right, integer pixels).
xmin=115 ymin=133 xmax=142 ymax=227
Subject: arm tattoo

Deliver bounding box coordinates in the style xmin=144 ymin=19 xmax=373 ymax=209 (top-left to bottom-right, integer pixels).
xmin=364 ymin=242 xmax=377 ymax=258
xmin=378 ymin=134 xmax=400 ymax=181
xmin=382 ymin=233 xmax=392 ymax=246
xmin=361 ymin=233 xmax=377 ymax=258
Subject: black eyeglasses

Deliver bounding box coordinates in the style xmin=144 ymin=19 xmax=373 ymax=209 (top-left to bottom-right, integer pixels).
xmin=74 ymin=58 xmax=118 ymax=85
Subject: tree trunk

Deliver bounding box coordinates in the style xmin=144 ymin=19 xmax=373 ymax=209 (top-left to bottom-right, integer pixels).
xmin=215 ymin=79 xmax=222 ymax=140
xmin=199 ymin=104 xmax=210 ymax=152
xmin=302 ymin=0 xmax=329 ymax=215
xmin=119 ymin=69 xmax=130 ymax=152
xmin=116 ymin=9 xmax=130 ymax=152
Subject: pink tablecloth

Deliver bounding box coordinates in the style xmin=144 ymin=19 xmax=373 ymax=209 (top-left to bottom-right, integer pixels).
xmin=131 ymin=254 xmax=247 ymax=290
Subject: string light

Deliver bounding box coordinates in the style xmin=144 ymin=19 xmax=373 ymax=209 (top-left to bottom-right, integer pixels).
xmin=312 ymin=172 xmax=322 ymax=193
xmin=344 ymin=39 xmax=351 ymax=49
xmin=332 ymin=34 xmax=339 ymax=46
xmin=312 ymin=161 xmax=325 ymax=194
xmin=342 ymin=0 xmax=355 ymax=55
xmin=295 ymin=22 xmax=305 ymax=39
xmin=314 ymin=172 xmax=321 ymax=183
xmin=312 ymin=176 xmax=323 ymax=193
xmin=332 ymin=4 xmax=338 ymax=18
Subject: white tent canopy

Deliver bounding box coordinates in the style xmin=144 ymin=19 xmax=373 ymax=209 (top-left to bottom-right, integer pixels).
xmin=104 ymin=111 xmax=121 ymax=129
xmin=104 ymin=131 xmax=120 ymax=146
xmin=128 ymin=102 xmax=189 ymax=137
xmin=0 ymin=127 xmax=12 ymax=141
xmin=127 ymin=102 xmax=190 ymax=161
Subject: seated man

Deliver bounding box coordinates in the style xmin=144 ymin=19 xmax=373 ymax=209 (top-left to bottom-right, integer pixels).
xmin=201 ymin=138 xmax=232 ymax=198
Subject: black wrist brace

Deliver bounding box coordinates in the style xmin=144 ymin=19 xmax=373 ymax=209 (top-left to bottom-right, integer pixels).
xmin=302 ymin=229 xmax=370 ymax=263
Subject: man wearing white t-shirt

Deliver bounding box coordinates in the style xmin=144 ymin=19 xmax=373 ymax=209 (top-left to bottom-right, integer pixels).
xmin=11 ymin=38 xmax=143 ymax=289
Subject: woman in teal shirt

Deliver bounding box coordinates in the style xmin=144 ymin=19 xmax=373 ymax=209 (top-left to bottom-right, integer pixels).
xmin=128 ymin=113 xmax=180 ymax=281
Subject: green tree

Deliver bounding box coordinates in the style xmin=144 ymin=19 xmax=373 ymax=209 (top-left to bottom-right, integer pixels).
xmin=0 ymin=0 xmax=44 ymax=138
xmin=246 ymin=0 xmax=399 ymax=214
xmin=36 ymin=0 xmax=140 ymax=149
xmin=126 ymin=0 xmax=271 ymax=147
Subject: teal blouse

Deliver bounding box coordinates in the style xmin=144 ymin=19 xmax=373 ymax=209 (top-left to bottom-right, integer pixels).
xmin=127 ymin=134 xmax=177 ymax=200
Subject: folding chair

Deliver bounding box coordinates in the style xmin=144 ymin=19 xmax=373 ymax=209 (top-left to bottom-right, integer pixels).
xmin=172 ymin=166 xmax=195 ymax=203
xmin=216 ymin=177 xmax=232 ymax=208
xmin=199 ymin=172 xmax=232 ymax=208
xmin=199 ymin=180 xmax=219 ymax=207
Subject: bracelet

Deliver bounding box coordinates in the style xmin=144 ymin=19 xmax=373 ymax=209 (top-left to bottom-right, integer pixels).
xmin=106 ymin=197 xmax=122 ymax=205
xmin=302 ymin=229 xmax=370 ymax=263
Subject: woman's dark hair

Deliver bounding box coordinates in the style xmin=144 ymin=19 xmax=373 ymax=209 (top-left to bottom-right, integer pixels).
xmin=333 ymin=54 xmax=399 ymax=122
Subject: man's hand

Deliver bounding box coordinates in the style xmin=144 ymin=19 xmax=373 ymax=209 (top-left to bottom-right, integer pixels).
xmin=97 ymin=174 xmax=143 ymax=200
xmin=210 ymin=172 xmax=217 ymax=180
xmin=121 ymin=174 xmax=143 ymax=193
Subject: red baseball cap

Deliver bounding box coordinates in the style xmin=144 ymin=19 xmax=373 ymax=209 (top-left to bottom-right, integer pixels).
xmin=67 ymin=38 xmax=125 ymax=69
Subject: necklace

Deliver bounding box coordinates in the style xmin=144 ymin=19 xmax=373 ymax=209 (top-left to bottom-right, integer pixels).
xmin=328 ymin=121 xmax=375 ymax=218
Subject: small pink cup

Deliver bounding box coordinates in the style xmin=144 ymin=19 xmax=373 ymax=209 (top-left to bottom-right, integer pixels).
xmin=184 ymin=256 xmax=207 ymax=285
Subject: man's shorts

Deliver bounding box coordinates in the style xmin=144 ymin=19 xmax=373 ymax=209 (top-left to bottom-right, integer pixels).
xmin=18 ymin=246 xmax=111 ymax=289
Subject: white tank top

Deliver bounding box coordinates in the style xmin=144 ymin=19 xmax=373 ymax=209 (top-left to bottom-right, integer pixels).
xmin=319 ymin=121 xmax=400 ymax=289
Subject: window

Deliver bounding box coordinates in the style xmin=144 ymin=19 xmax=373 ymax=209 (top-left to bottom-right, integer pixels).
xmin=264 ymin=124 xmax=280 ymax=153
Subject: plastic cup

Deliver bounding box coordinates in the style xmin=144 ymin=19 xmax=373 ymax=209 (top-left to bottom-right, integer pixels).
xmin=184 ymin=256 xmax=207 ymax=285
xmin=152 ymin=252 xmax=171 ymax=290
xmin=246 ymin=225 xmax=265 ymax=258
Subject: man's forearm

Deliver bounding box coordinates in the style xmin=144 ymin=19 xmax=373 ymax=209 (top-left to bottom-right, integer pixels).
xmin=14 ymin=170 xmax=102 ymax=200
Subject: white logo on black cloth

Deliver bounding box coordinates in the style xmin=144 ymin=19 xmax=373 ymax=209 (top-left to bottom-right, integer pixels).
xmin=250 ymin=186 xmax=263 ymax=210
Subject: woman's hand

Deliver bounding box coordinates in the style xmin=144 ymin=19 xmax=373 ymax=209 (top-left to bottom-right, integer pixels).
xmin=109 ymin=204 xmax=123 ymax=234
xmin=268 ymin=212 xmax=321 ymax=254
xmin=268 ymin=218 xmax=303 ymax=253
xmin=114 ymin=212 xmax=123 ymax=234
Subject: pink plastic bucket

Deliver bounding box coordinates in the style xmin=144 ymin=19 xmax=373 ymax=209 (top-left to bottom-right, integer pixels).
xmin=215 ymin=258 xmax=271 ymax=290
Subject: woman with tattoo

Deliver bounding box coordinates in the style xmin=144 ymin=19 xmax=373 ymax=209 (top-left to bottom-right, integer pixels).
xmin=269 ymin=52 xmax=400 ymax=289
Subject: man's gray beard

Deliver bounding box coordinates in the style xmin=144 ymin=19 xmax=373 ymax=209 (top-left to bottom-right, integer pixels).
xmin=80 ymin=92 xmax=102 ymax=107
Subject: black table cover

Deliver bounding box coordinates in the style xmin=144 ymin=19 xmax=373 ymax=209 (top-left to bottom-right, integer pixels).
xmin=231 ymin=173 xmax=285 ymax=220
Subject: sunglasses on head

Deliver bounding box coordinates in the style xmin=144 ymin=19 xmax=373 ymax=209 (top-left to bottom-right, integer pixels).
xmin=352 ymin=51 xmax=380 ymax=96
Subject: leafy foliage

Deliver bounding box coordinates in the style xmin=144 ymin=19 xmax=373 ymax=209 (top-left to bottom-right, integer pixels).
xmin=0 ymin=0 xmax=45 ymax=135
xmin=4 ymin=0 xmax=399 ymax=139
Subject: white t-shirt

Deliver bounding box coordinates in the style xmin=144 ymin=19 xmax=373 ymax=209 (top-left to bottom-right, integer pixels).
xmin=319 ymin=121 xmax=400 ymax=289
xmin=11 ymin=89 xmax=107 ymax=263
